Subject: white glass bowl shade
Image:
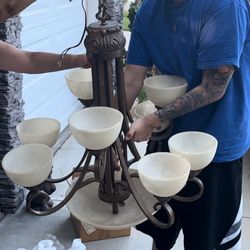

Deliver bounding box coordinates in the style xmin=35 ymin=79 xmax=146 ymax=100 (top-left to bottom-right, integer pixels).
xmin=65 ymin=68 xmax=93 ymax=100
xmin=69 ymin=107 xmax=123 ymax=150
xmin=66 ymin=172 xmax=158 ymax=230
xmin=144 ymin=75 xmax=187 ymax=107
xmin=137 ymin=152 xmax=191 ymax=197
xmin=168 ymin=131 xmax=218 ymax=171
xmin=16 ymin=118 xmax=60 ymax=147
xmin=2 ymin=144 xmax=53 ymax=187
xmin=133 ymin=100 xmax=157 ymax=119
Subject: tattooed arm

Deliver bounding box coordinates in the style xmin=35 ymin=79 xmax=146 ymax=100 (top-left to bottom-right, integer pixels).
xmin=126 ymin=65 xmax=234 ymax=142
xmin=156 ymin=66 xmax=234 ymax=122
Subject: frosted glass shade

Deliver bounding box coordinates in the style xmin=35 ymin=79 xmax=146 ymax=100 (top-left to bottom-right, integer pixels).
xmin=65 ymin=68 xmax=93 ymax=100
xmin=134 ymin=100 xmax=157 ymax=119
xmin=69 ymin=107 xmax=123 ymax=150
xmin=66 ymin=172 xmax=158 ymax=230
xmin=144 ymin=75 xmax=187 ymax=107
xmin=137 ymin=152 xmax=191 ymax=197
xmin=168 ymin=131 xmax=218 ymax=170
xmin=2 ymin=144 xmax=53 ymax=187
xmin=16 ymin=118 xmax=60 ymax=147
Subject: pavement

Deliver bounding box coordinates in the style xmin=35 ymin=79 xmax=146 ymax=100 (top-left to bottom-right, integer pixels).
xmin=0 ymin=134 xmax=249 ymax=250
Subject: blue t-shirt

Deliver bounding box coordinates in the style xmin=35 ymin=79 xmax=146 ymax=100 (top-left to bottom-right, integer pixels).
xmin=127 ymin=0 xmax=250 ymax=162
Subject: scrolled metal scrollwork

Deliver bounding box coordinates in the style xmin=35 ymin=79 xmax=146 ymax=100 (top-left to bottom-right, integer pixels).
xmin=84 ymin=25 xmax=126 ymax=55
xmin=173 ymin=177 xmax=204 ymax=203
xmin=96 ymin=0 xmax=111 ymax=25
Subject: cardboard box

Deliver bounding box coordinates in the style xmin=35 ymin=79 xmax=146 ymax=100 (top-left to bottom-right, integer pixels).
xmin=71 ymin=170 xmax=131 ymax=242
xmin=71 ymin=214 xmax=131 ymax=242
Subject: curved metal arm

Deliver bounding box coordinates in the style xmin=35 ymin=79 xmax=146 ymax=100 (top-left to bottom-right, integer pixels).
xmin=126 ymin=109 xmax=134 ymax=124
xmin=45 ymin=150 xmax=88 ymax=184
xmin=153 ymin=201 xmax=175 ymax=227
xmin=115 ymin=57 xmax=141 ymax=162
xmin=27 ymin=152 xmax=93 ymax=216
xmin=115 ymin=140 xmax=175 ymax=229
xmin=172 ymin=177 xmax=204 ymax=203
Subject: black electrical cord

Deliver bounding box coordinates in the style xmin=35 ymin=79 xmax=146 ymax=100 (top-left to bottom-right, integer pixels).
xmin=58 ymin=0 xmax=88 ymax=66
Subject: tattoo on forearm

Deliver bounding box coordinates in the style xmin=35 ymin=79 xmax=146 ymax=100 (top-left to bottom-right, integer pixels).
xmin=155 ymin=65 xmax=234 ymax=123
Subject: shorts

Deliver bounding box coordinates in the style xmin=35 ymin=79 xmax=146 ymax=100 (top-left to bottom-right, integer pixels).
xmin=136 ymin=140 xmax=243 ymax=250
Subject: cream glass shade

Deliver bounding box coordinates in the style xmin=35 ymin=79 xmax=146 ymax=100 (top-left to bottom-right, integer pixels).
xmin=66 ymin=172 xmax=158 ymax=230
xmin=137 ymin=152 xmax=191 ymax=197
xmin=65 ymin=68 xmax=93 ymax=100
xmin=16 ymin=118 xmax=60 ymax=147
xmin=2 ymin=144 xmax=53 ymax=187
xmin=144 ymin=75 xmax=187 ymax=107
xmin=134 ymin=100 xmax=157 ymax=119
xmin=69 ymin=107 xmax=123 ymax=150
xmin=168 ymin=131 xmax=218 ymax=171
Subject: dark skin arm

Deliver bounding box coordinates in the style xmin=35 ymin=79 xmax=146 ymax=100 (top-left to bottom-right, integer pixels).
xmin=0 ymin=41 xmax=91 ymax=73
xmin=126 ymin=65 xmax=235 ymax=142
xmin=0 ymin=0 xmax=36 ymax=21
xmin=0 ymin=1 xmax=91 ymax=73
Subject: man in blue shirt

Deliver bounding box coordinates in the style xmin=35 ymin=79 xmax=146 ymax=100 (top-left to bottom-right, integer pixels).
xmin=125 ymin=0 xmax=250 ymax=249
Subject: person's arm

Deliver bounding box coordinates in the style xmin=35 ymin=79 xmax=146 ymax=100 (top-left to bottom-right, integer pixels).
xmin=126 ymin=65 xmax=234 ymax=142
xmin=124 ymin=64 xmax=149 ymax=109
xmin=0 ymin=0 xmax=36 ymax=21
xmin=0 ymin=41 xmax=90 ymax=73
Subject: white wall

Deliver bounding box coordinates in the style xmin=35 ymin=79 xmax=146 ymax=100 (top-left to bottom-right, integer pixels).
xmin=20 ymin=0 xmax=98 ymax=130
xmin=86 ymin=0 xmax=98 ymax=24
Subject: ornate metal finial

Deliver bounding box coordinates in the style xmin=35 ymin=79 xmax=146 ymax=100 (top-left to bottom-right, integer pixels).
xmin=96 ymin=0 xmax=111 ymax=25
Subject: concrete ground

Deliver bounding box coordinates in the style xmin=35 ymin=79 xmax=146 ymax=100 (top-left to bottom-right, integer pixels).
xmin=0 ymin=135 xmax=249 ymax=250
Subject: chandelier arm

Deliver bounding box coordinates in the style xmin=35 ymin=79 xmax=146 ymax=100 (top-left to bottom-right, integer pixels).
xmin=172 ymin=177 xmax=204 ymax=202
xmin=115 ymin=58 xmax=128 ymax=116
xmin=127 ymin=158 xmax=139 ymax=166
xmin=91 ymin=59 xmax=103 ymax=107
xmin=126 ymin=139 xmax=141 ymax=162
xmin=103 ymin=148 xmax=113 ymax=196
xmin=114 ymin=57 xmax=141 ymax=162
xmin=126 ymin=109 xmax=134 ymax=124
xmin=45 ymin=150 xmax=89 ymax=184
xmin=74 ymin=177 xmax=97 ymax=190
xmin=108 ymin=147 xmax=120 ymax=214
xmin=93 ymin=149 xmax=107 ymax=181
xmin=115 ymin=57 xmax=133 ymax=124
xmin=153 ymin=201 xmax=175 ymax=226
xmin=26 ymin=152 xmax=93 ymax=216
xmin=115 ymin=140 xmax=175 ymax=229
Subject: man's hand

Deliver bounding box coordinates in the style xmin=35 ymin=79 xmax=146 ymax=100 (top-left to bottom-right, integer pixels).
xmin=81 ymin=54 xmax=92 ymax=68
xmin=126 ymin=113 xmax=161 ymax=142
